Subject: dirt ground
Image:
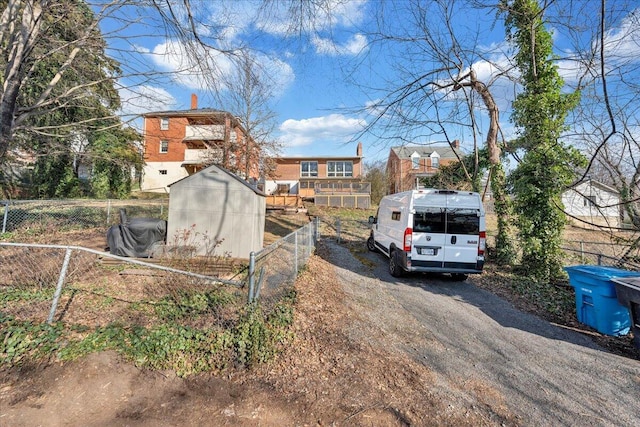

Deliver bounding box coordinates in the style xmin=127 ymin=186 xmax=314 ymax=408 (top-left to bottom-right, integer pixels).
xmin=1 ymin=226 xmax=639 ymax=426
xmin=0 ymin=241 xmax=512 ymax=426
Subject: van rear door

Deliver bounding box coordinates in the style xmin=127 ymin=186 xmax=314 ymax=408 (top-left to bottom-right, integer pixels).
xmin=443 ymin=208 xmax=481 ymax=270
xmin=411 ymin=206 xmax=481 ymax=272
xmin=411 ymin=208 xmax=447 ymax=267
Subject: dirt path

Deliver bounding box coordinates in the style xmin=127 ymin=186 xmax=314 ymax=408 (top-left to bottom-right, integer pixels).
xmin=1 ymin=239 xmax=639 ymax=426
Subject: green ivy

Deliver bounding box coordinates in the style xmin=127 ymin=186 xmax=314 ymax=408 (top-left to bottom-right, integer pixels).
xmin=2 ymin=287 xmax=296 ymax=377
xmin=0 ymin=314 xmax=64 ymax=365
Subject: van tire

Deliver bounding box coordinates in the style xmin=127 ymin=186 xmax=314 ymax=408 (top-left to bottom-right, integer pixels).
xmin=367 ymin=235 xmax=377 ymax=252
xmin=389 ymin=250 xmax=404 ymax=277
xmin=451 ymin=273 xmax=468 ymax=281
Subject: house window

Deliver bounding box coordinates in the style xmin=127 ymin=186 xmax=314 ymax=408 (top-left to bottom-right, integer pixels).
xmin=160 ymin=140 xmax=169 ymax=153
xmin=584 ymin=195 xmax=597 ymax=207
xmin=301 ymin=161 xmax=318 ymax=177
xmin=160 ymin=117 xmax=169 ymax=130
xmin=431 ymin=156 xmax=439 ymax=169
xmin=159 ymin=170 xmax=168 ymax=175
xmin=411 ymin=153 xmax=420 ymax=169
xmin=276 ymin=184 xmax=290 ymax=194
xmin=327 ymin=161 xmax=353 ymax=177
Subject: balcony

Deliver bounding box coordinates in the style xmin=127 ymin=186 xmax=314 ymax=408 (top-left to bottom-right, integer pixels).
xmin=184 ymin=125 xmax=237 ymax=142
xmin=314 ymin=182 xmax=371 ymax=194
xmin=183 ymin=148 xmax=223 ymax=165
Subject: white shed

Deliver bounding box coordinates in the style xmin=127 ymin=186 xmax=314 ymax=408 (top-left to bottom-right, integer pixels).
xmin=167 ymin=164 xmax=265 ymax=258
xmin=562 ymin=179 xmax=621 ymax=228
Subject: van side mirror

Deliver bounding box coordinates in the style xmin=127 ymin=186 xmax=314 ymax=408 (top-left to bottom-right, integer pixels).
xmin=368 ymin=216 xmax=377 ymax=224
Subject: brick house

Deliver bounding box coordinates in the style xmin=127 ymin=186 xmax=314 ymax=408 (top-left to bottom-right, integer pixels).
xmin=386 ymin=141 xmax=463 ymax=193
xmin=141 ymin=94 xmax=259 ymax=192
xmin=265 ymin=142 xmax=371 ymax=208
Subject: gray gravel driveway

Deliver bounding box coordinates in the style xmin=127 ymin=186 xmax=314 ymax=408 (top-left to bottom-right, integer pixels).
xmin=323 ymin=240 xmax=640 ymax=426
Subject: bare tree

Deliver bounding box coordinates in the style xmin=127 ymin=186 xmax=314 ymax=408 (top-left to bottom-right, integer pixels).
xmin=0 ymin=0 xmax=238 ymax=164
xmin=344 ymin=0 xmax=517 ymax=263
xmin=545 ymin=0 xmax=640 ymax=264
xmin=214 ymin=50 xmax=282 ymax=180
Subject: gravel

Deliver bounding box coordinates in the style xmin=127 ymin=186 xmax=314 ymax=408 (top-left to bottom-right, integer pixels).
xmin=324 ymin=239 xmax=640 ymax=426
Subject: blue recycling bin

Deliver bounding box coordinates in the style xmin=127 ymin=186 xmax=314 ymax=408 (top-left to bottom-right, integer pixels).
xmin=564 ymin=265 xmax=640 ymax=336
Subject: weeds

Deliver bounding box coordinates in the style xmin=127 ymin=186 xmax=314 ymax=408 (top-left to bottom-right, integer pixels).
xmin=0 ymin=314 xmax=64 ymax=365
xmin=1 ymin=288 xmax=297 ymax=377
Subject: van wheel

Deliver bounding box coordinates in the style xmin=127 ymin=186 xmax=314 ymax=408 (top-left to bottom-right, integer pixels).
xmin=367 ymin=235 xmax=377 ymax=252
xmin=389 ymin=251 xmax=404 ymax=277
xmin=451 ymin=273 xmax=468 ymax=281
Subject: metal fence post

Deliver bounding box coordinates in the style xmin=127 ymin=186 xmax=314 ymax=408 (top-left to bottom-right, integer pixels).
xmin=48 ymin=248 xmax=73 ymax=324
xmin=106 ymin=199 xmax=111 ymax=226
xmin=336 ymin=218 xmax=341 ymax=243
xmin=2 ymin=201 xmax=8 ymax=234
xmin=248 ymin=251 xmax=255 ymax=303
xmin=294 ymin=230 xmax=299 ymax=274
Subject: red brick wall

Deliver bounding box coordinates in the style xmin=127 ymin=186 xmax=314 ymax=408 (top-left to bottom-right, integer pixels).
xmin=144 ymin=116 xmax=188 ymax=162
xmin=274 ymin=158 xmax=363 ymax=180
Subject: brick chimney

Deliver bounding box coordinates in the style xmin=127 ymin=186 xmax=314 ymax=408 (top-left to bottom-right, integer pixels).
xmin=191 ymin=93 xmax=198 ymax=109
xmin=452 ymin=139 xmax=460 ymax=149
xmin=356 ymin=141 xmax=363 ymax=157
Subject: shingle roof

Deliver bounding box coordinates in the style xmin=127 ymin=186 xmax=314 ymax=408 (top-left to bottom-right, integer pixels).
xmin=391 ymin=144 xmax=461 ymax=159
xmin=143 ymin=108 xmax=229 ymax=117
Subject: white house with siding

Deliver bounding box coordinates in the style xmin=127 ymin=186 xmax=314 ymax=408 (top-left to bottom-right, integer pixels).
xmin=562 ymin=179 xmax=621 ymax=228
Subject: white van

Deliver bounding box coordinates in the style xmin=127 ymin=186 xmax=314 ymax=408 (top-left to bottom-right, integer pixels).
xmin=367 ymin=189 xmax=486 ymax=280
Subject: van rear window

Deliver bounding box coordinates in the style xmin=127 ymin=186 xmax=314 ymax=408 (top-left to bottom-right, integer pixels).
xmin=414 ymin=208 xmax=479 ymax=235
xmin=447 ymin=209 xmax=480 ymax=235
xmin=413 ymin=209 xmax=445 ymax=233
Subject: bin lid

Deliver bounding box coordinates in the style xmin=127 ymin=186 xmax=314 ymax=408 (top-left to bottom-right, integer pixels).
xmin=612 ymin=277 xmax=640 ymax=291
xmin=564 ymin=265 xmax=640 ymax=280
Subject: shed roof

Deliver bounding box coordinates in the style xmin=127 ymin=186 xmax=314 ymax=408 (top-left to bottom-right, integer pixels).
xmin=168 ymin=164 xmax=266 ymax=197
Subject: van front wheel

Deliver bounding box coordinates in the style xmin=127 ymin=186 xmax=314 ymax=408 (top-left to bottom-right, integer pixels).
xmin=389 ymin=251 xmax=404 ymax=277
xmin=451 ymin=273 xmax=468 ymax=281
xmin=367 ymin=235 xmax=377 ymax=252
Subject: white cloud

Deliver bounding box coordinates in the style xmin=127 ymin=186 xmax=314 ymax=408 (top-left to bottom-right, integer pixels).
xmin=312 ymin=33 xmax=368 ymax=56
xmin=145 ymin=39 xmax=294 ymax=97
xmin=254 ymin=0 xmax=368 ymax=36
xmin=117 ymin=85 xmax=177 ymax=129
xmin=602 ymin=9 xmax=640 ymax=60
xmin=279 ymin=114 xmax=366 ymax=147
xmin=149 ymin=40 xmax=230 ymax=91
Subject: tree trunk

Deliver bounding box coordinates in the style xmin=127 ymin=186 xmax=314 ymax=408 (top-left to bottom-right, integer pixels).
xmin=468 ymin=70 xmax=516 ymax=265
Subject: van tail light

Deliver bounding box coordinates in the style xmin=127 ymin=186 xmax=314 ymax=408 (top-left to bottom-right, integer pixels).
xmin=404 ymin=228 xmax=413 ymax=252
xmin=478 ymin=231 xmax=486 ymax=256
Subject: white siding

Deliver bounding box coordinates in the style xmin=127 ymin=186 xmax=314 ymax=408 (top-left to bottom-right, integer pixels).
xmin=167 ymin=165 xmax=265 ymax=258
xmin=562 ymin=181 xmax=620 ymax=227
xmin=141 ymin=162 xmax=189 ymax=193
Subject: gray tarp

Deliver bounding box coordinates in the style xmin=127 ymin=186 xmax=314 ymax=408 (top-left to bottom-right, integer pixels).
xmin=106 ymin=210 xmax=167 ymax=257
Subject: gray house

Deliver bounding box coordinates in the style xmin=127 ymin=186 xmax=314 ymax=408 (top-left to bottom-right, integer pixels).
xmin=167 ymin=164 xmax=265 ymax=259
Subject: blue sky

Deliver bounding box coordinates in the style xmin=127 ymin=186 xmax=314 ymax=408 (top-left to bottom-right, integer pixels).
xmin=98 ymin=0 xmax=640 ymax=164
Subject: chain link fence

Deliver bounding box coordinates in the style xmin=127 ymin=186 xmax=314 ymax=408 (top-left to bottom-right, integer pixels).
xmin=248 ymin=218 xmax=319 ymax=310
xmin=1 ymin=199 xmax=169 ymax=234
xmin=1 ymin=217 xmax=320 ymax=328
xmin=0 ymin=242 xmax=245 ymax=330
xmin=561 ymin=240 xmax=640 ymax=271
xmin=316 ymin=215 xmax=639 ymax=272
